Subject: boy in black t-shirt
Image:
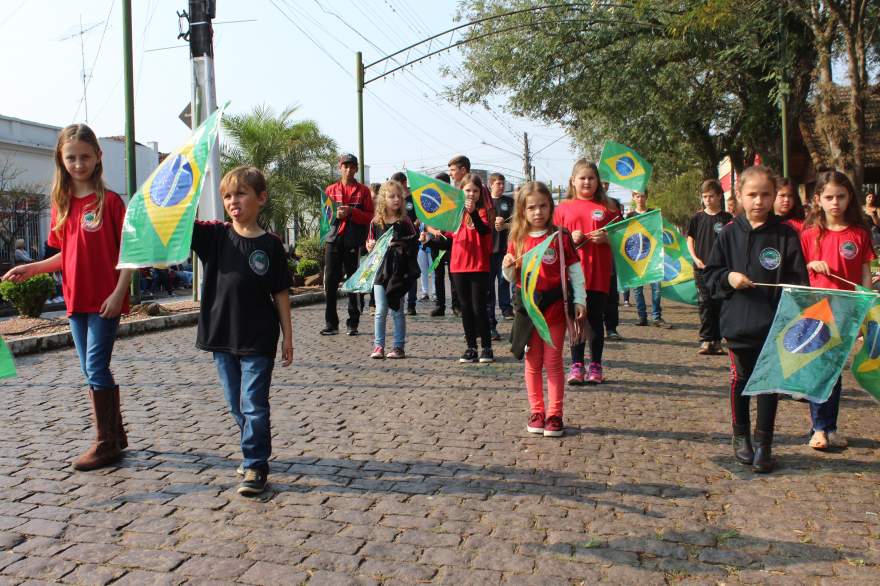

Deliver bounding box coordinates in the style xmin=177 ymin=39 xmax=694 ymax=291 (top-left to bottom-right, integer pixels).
xmin=191 ymin=166 xmax=293 ymax=496
xmin=686 ymin=179 xmax=733 ymax=355
xmin=487 ymin=172 xmax=514 ymax=338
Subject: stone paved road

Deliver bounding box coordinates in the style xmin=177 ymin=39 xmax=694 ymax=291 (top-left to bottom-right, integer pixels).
xmin=1 ymin=300 xmax=879 ymax=585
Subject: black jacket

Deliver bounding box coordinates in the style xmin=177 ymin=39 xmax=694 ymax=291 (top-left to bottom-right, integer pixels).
xmin=703 ymin=214 xmax=809 ymax=350
xmin=372 ymin=219 xmax=421 ymax=311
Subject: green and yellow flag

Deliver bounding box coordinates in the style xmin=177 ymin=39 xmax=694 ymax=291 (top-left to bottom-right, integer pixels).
xmin=117 ymin=104 xmax=226 ymax=268
xmin=520 ymin=233 xmax=557 ymax=346
xmin=598 ymin=141 xmax=653 ymax=192
xmin=340 ymin=228 xmax=394 ymax=293
xmin=605 ymin=209 xmax=664 ymax=290
xmin=744 ymin=287 xmax=875 ymax=402
xmin=851 ymin=291 xmax=880 ymax=402
xmin=659 ymin=219 xmax=698 ymax=306
xmin=0 ymin=335 xmax=16 ymax=379
xmin=405 ymin=170 xmax=465 ymax=232
xmin=319 ymin=193 xmax=337 ymax=245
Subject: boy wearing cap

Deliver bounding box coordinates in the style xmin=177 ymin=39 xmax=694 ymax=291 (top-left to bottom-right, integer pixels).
xmin=321 ymin=154 xmax=374 ymax=336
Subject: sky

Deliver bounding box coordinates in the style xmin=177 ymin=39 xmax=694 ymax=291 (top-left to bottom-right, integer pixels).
xmin=0 ymin=0 xmax=607 ymax=197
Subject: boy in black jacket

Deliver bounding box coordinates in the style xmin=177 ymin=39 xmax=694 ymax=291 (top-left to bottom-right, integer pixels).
xmin=704 ymin=167 xmax=808 ymax=473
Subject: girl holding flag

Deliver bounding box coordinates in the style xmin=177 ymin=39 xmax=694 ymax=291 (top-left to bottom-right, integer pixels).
xmin=554 ymin=159 xmax=621 ymax=384
xmin=503 ymin=182 xmax=585 ymax=437
xmin=800 ymin=171 xmax=874 ymax=451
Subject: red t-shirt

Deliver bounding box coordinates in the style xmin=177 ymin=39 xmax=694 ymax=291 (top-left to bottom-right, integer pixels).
xmin=507 ymin=231 xmax=579 ymax=324
xmin=450 ymin=208 xmax=492 ymax=273
xmin=325 ymin=181 xmax=374 ymax=235
xmin=785 ymin=217 xmax=805 ymax=234
xmin=553 ymin=198 xmax=619 ymax=293
xmin=800 ymin=225 xmax=874 ymax=290
xmin=47 ymin=191 xmax=129 ymax=316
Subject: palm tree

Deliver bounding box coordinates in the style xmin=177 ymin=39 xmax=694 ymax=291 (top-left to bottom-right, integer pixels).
xmin=221 ymin=105 xmax=338 ymax=242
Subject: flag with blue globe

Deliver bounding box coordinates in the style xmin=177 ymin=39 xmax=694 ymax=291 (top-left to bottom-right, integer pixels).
xmin=604 ymin=209 xmax=664 ymax=290
xmin=598 ymin=141 xmax=653 ymax=192
xmin=852 ymin=291 xmax=880 ymax=403
xmin=659 ymin=219 xmax=698 ymax=306
xmin=405 ymin=170 xmax=465 ymax=232
xmin=745 ymin=288 xmax=874 ymax=402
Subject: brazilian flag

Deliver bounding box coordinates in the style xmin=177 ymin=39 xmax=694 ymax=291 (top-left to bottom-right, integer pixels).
xmin=340 ymin=228 xmax=395 ymax=294
xmin=744 ymin=288 xmax=875 ymax=402
xmin=319 ymin=193 xmax=337 ymax=245
xmin=0 ymin=335 xmax=15 ymax=379
xmin=605 ymin=209 xmax=664 ymax=290
xmin=598 ymin=141 xmax=653 ymax=192
xmin=118 ymin=103 xmax=227 ymax=268
xmin=520 ymin=233 xmax=556 ymax=346
xmin=405 ymin=170 xmax=465 ymax=232
xmin=659 ymin=219 xmax=698 ymax=306
xmin=851 ymin=293 xmax=880 ymax=403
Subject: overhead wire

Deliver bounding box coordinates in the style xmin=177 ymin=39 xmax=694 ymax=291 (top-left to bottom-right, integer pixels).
xmin=269 ymin=0 xmax=351 ymax=78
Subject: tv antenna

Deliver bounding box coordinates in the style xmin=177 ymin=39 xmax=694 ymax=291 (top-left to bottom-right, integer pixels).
xmin=59 ymin=15 xmax=103 ymax=123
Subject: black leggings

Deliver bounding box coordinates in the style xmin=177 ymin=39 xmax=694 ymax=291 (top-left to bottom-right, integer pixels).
xmin=729 ymin=347 xmax=778 ymax=432
xmin=571 ymin=291 xmax=608 ymax=365
xmin=452 ymin=272 xmax=491 ymax=349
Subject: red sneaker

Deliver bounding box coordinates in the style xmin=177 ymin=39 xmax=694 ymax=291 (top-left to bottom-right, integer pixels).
xmin=370 ymin=346 xmax=385 ymax=359
xmin=544 ymin=415 xmax=564 ymax=437
xmin=526 ymin=412 xmax=545 ymax=434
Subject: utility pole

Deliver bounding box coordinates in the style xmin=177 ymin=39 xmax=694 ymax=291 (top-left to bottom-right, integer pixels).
xmin=122 ymin=0 xmax=140 ymax=303
xmin=356 ymin=51 xmax=365 ymax=184
xmin=187 ymin=0 xmax=221 ymax=300
xmin=522 ymin=132 xmax=532 ymax=181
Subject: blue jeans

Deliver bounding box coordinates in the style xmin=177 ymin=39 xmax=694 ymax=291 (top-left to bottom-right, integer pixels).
xmin=213 ymin=352 xmax=273 ymax=472
xmin=69 ymin=313 xmax=120 ymax=389
xmin=810 ymin=377 xmax=842 ymax=433
xmin=634 ymin=282 xmax=662 ymax=320
xmin=373 ymin=284 xmax=406 ymax=349
xmin=488 ymin=252 xmax=512 ymax=328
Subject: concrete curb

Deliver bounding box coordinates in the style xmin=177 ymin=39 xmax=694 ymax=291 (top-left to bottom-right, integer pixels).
xmin=9 ymin=289 xmax=339 ymax=357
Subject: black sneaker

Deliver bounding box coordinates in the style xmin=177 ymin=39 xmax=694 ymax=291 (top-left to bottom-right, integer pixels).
xmin=237 ymin=468 xmax=268 ymax=496
xmin=636 ymin=317 xmax=648 ymax=326
xmin=407 ymin=307 xmax=417 ymax=316
xmin=652 ymin=318 xmax=672 ymax=329
xmin=347 ymin=328 xmax=358 ymax=336
xmin=606 ymin=330 xmax=623 ymax=341
xmin=479 ymin=348 xmax=495 ymax=363
xmin=320 ymin=327 xmax=338 ymax=336
xmin=460 ymin=348 xmax=478 ymax=363
xmin=502 ymin=309 xmax=514 ymax=320
xmin=490 ymin=328 xmax=501 ymax=341
xmin=430 ymin=307 xmax=445 ymax=317
xmin=452 ymin=307 xmax=461 ymax=317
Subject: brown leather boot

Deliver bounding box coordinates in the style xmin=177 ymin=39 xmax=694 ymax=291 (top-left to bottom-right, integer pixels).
xmin=111 ymin=386 xmax=128 ymax=450
xmin=73 ymin=388 xmax=122 ymax=471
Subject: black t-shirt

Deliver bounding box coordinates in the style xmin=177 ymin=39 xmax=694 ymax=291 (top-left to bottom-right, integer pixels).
xmin=404 ymin=195 xmax=418 ymax=223
xmin=491 ymin=195 xmax=515 ymax=254
xmin=192 ymin=222 xmax=293 ymax=357
xmin=625 ymin=206 xmax=654 ymax=219
xmin=687 ymin=210 xmax=733 ymax=262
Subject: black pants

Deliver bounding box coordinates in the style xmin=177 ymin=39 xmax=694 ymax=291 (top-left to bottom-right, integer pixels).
xmin=695 ymin=269 xmax=721 ymax=342
xmin=432 ymin=247 xmax=458 ymax=311
xmin=571 ymin=291 xmax=607 ymax=365
xmin=407 ymin=280 xmax=418 ymax=311
xmin=324 ymin=241 xmax=361 ymax=330
xmin=452 ymin=272 xmax=491 ymax=349
xmin=729 ymin=347 xmax=778 ymax=432
xmin=604 ymin=273 xmax=619 ymax=332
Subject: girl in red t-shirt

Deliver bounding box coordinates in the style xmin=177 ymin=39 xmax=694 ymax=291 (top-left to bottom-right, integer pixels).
xmin=2 ymin=124 xmax=132 ymax=471
xmin=774 ymin=178 xmax=806 ymax=233
xmin=426 ymin=173 xmax=494 ymax=363
xmin=553 ymin=159 xmax=619 ymax=384
xmin=800 ymin=170 xmax=874 ymax=451
xmin=503 ymin=182 xmax=586 ymax=437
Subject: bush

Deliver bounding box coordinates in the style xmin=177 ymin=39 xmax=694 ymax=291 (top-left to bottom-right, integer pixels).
xmin=0 ymin=274 xmax=56 ymax=318
xmin=295 ymin=236 xmax=324 ymax=268
xmin=295 ymin=259 xmax=320 ymax=277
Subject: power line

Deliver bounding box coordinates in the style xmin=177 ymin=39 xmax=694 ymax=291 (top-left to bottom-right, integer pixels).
xmin=269 ymin=0 xmax=351 ymax=78
xmin=135 ymin=0 xmax=160 ymax=100
xmin=283 ymin=0 xmax=357 ymax=54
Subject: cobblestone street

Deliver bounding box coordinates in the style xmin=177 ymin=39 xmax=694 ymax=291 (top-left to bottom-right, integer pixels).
xmin=1 ymin=300 xmax=878 ymax=585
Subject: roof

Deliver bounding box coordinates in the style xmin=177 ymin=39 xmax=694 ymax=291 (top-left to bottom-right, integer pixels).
xmin=799 ymin=84 xmax=880 ymax=168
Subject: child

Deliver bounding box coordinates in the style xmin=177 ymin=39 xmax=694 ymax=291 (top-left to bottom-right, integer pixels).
xmin=503 ymin=182 xmax=585 ymax=437
xmin=428 ymin=172 xmax=458 ymax=318
xmin=553 ymin=158 xmax=620 ymax=384
xmin=774 ymin=178 xmax=806 ymax=233
xmin=425 ymin=173 xmax=494 ymax=363
xmin=704 ymin=166 xmax=808 ymax=473
xmin=800 ymin=171 xmax=874 ymax=450
xmin=626 ymin=190 xmax=670 ymax=328
xmin=191 ymin=166 xmax=293 ymax=495
xmin=488 ymin=172 xmax=515 ymax=340
xmin=367 ymin=180 xmax=420 ymax=359
xmin=2 ymin=124 xmax=132 ymax=471
xmin=687 ymin=179 xmax=733 ymax=355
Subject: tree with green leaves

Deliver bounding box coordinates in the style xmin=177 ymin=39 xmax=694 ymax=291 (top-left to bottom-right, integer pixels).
xmin=221 ymin=105 xmax=338 ymax=242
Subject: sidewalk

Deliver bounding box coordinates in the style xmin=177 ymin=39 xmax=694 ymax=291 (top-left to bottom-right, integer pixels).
xmin=0 ymin=302 xmax=878 ymax=584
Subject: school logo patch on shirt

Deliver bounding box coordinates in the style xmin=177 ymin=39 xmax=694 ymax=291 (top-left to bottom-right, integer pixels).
xmin=591 ymin=209 xmax=605 ymax=222
xmin=840 ymin=240 xmax=858 ymax=260
xmin=542 ymin=246 xmax=557 ymax=265
xmin=499 ymin=201 xmax=510 ymax=215
xmin=713 ymin=222 xmax=724 ymax=234
xmin=406 ymin=201 xmax=414 ymax=211
xmin=81 ymin=209 xmax=101 ymax=232
xmin=759 ymin=247 xmax=781 ymax=270
xmin=249 ymin=250 xmax=269 ymax=276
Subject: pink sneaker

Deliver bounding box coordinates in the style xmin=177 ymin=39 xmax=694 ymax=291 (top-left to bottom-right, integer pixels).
xmin=526 ymin=412 xmax=545 ymax=434
xmin=567 ymin=362 xmax=585 ymax=385
xmin=370 ymin=346 xmax=385 ymax=359
xmin=586 ymin=362 xmax=604 ymax=384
